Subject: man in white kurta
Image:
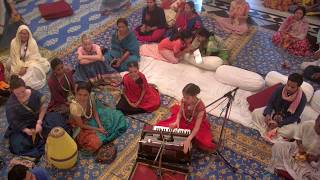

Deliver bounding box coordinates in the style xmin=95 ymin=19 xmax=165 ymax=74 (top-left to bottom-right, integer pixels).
xmin=270 ymin=115 xmax=320 ymax=180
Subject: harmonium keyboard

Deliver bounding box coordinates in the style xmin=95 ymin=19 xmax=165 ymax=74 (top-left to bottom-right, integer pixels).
xmin=137 ymin=125 xmax=192 ymax=173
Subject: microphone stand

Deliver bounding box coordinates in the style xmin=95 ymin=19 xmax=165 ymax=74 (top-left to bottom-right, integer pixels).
xmin=153 ymin=130 xmax=165 ymax=180
xmin=157 ymin=142 xmax=165 ymax=180
xmin=130 ymin=115 xmax=166 ymax=179
xmin=127 ymin=115 xmax=154 ymax=127
xmin=206 ymin=87 xmax=239 ymax=172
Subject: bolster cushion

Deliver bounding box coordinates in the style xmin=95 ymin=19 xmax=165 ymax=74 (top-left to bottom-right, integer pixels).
xmin=215 ymin=65 xmax=265 ymax=91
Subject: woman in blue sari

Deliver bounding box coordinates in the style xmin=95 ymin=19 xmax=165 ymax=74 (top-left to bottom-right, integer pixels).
xmin=5 ymin=75 xmax=70 ymax=158
xmin=105 ymin=18 xmax=140 ymax=72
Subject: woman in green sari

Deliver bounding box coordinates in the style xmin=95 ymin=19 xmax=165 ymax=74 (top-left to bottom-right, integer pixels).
xmin=69 ymin=82 xmax=128 ymax=152
xmin=183 ymin=28 xmax=229 ymax=71
xmin=193 ymin=28 xmax=229 ymax=61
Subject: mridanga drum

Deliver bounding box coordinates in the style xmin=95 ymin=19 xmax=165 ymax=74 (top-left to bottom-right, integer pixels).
xmin=45 ymin=127 xmax=78 ymax=169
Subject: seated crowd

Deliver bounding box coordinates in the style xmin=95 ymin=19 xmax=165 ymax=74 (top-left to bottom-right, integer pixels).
xmin=2 ymin=0 xmax=320 ymax=179
xmin=263 ymin=0 xmax=320 ymax=14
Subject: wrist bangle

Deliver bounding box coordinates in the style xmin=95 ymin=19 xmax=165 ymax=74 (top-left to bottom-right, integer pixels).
xmin=37 ymin=120 xmax=42 ymax=125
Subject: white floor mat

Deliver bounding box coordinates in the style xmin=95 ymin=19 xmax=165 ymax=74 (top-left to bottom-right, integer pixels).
xmin=138 ymin=56 xmax=255 ymax=129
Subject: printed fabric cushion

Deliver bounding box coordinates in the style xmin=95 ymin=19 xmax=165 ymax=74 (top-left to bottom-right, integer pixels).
xmin=38 ymin=0 xmax=73 ymax=20
xmin=246 ymin=83 xmax=281 ymax=112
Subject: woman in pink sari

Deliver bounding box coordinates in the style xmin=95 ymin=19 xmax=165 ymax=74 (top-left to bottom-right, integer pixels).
xmin=272 ymin=6 xmax=310 ymax=57
xmin=215 ymin=0 xmax=250 ymax=35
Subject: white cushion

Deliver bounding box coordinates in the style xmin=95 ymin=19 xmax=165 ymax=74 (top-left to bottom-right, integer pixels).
xmin=300 ymin=105 xmax=319 ymax=122
xmin=215 ymin=65 xmax=265 ymax=91
xmin=311 ymin=90 xmax=320 ymax=113
xmin=265 ymin=71 xmax=314 ymax=102
xmin=183 ymin=54 xmax=223 ymax=71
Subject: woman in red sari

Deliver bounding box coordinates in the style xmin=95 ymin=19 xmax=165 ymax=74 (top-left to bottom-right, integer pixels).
xmin=272 ymin=6 xmax=311 ymax=57
xmin=157 ymin=83 xmax=216 ymax=154
xmin=48 ymin=58 xmax=75 ymax=114
xmin=116 ymin=61 xmax=160 ymax=115
xmin=174 ymin=1 xmax=202 ymax=33
xmin=165 ymin=1 xmax=202 ymax=38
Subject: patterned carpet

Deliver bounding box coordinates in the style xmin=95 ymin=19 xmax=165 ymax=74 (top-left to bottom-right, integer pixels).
xmin=58 ymin=7 xmax=257 ymax=66
xmin=233 ymin=27 xmax=319 ymax=90
xmin=0 ymin=4 xmax=280 ymax=179
xmin=0 ymin=92 xmax=278 ymax=179
xmin=15 ymin=0 xmax=142 ymax=51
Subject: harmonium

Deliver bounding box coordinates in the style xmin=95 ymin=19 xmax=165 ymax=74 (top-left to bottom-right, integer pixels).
xmin=129 ymin=125 xmax=191 ymax=180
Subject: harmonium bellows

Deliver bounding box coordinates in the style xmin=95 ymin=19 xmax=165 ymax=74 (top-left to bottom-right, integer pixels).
xmin=137 ymin=125 xmax=192 ymax=173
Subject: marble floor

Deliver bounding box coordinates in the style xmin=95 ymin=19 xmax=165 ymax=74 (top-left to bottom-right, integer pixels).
xmin=246 ymin=0 xmax=320 ymax=24
xmin=203 ymin=0 xmax=319 ymax=50
xmin=204 ymin=0 xmax=319 ymax=34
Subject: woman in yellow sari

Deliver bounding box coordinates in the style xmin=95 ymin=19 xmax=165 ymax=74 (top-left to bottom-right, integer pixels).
xmin=8 ymin=25 xmax=50 ymax=90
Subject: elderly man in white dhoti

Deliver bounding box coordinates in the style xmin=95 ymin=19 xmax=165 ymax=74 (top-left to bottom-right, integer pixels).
xmin=270 ymin=115 xmax=320 ymax=180
xmin=8 ymin=25 xmax=50 ymax=90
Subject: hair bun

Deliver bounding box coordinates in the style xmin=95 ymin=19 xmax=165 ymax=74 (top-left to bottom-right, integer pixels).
xmin=10 ymin=75 xmax=20 ymax=81
xmin=10 ymin=75 xmax=25 ymax=90
xmin=183 ymin=83 xmax=201 ymax=96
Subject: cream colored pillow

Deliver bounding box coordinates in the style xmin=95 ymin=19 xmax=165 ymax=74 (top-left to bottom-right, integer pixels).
xmin=215 ymin=65 xmax=265 ymax=91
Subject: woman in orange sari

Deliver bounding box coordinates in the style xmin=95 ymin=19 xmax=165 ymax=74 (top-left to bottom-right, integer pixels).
xmin=215 ymin=0 xmax=250 ymax=35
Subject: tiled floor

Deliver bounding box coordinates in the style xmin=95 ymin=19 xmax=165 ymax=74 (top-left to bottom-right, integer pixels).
xmin=203 ymin=0 xmax=320 ymax=50
xmin=203 ymin=0 xmax=320 ymax=37
xmin=247 ymin=0 xmax=320 ymax=24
